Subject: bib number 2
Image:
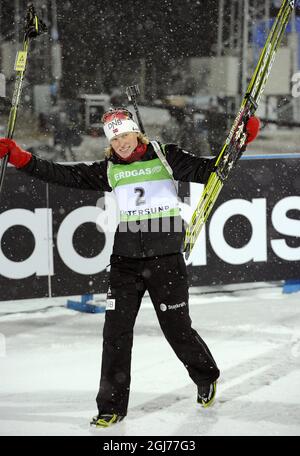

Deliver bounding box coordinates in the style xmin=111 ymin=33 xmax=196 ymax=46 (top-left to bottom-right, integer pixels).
xmin=134 ymin=187 xmax=146 ymax=206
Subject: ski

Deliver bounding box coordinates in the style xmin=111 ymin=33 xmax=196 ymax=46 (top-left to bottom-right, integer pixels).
xmin=183 ymin=0 xmax=296 ymax=260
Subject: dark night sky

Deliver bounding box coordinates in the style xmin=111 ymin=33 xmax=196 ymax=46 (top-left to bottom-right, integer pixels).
xmin=1 ymin=0 xmax=220 ymax=97
xmin=56 ymin=0 xmax=219 ymax=57
xmin=56 ymin=0 xmax=220 ymax=96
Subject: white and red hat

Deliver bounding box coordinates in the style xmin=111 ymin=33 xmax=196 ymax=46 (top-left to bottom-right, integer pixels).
xmin=102 ymin=109 xmax=140 ymax=142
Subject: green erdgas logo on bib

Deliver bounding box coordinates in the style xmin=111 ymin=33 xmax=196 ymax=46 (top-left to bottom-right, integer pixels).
xmin=115 ymin=165 xmax=162 ymax=182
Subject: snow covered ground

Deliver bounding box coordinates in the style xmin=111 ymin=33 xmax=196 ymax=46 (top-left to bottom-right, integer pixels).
xmin=0 ymin=282 xmax=300 ymax=436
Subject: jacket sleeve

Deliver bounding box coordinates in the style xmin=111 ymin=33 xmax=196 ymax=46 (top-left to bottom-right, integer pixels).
xmin=163 ymin=144 xmax=215 ymax=184
xmin=19 ymin=156 xmax=112 ymax=192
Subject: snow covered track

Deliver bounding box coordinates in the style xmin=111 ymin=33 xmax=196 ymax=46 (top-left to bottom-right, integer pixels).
xmin=0 ymin=283 xmax=299 ymax=436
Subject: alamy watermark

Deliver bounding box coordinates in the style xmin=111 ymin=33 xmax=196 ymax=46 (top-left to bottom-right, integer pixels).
xmin=291 ymin=72 xmax=300 ymax=98
xmin=94 ymin=193 xmax=189 ymax=234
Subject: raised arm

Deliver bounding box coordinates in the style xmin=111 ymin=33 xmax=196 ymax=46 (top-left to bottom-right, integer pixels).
xmin=163 ymin=143 xmax=215 ymax=184
xmin=0 ymin=138 xmax=112 ymax=192
xmin=163 ymin=116 xmax=260 ymax=183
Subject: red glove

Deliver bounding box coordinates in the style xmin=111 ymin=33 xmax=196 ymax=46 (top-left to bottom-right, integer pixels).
xmin=0 ymin=138 xmax=32 ymax=168
xmin=245 ymin=116 xmax=260 ymax=144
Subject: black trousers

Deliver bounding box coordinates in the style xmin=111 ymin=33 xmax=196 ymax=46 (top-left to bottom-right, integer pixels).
xmin=96 ymin=253 xmax=220 ymax=416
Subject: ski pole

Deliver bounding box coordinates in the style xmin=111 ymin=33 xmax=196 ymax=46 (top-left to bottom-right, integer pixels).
xmin=125 ymin=85 xmax=146 ymax=134
xmin=0 ymin=3 xmax=47 ymax=201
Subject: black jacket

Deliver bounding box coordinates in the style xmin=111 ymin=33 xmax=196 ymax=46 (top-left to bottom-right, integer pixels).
xmin=20 ymin=143 xmax=213 ymax=258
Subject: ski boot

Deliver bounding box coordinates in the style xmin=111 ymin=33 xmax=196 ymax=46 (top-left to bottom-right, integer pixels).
xmin=90 ymin=413 xmax=125 ymax=428
xmin=197 ymin=381 xmax=217 ymax=408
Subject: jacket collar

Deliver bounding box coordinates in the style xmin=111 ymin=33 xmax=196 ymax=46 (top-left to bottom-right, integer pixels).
xmin=109 ymin=142 xmax=156 ymax=164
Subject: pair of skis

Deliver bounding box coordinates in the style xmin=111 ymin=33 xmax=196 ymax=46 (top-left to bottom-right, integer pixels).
xmin=183 ymin=0 xmax=296 ymax=259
